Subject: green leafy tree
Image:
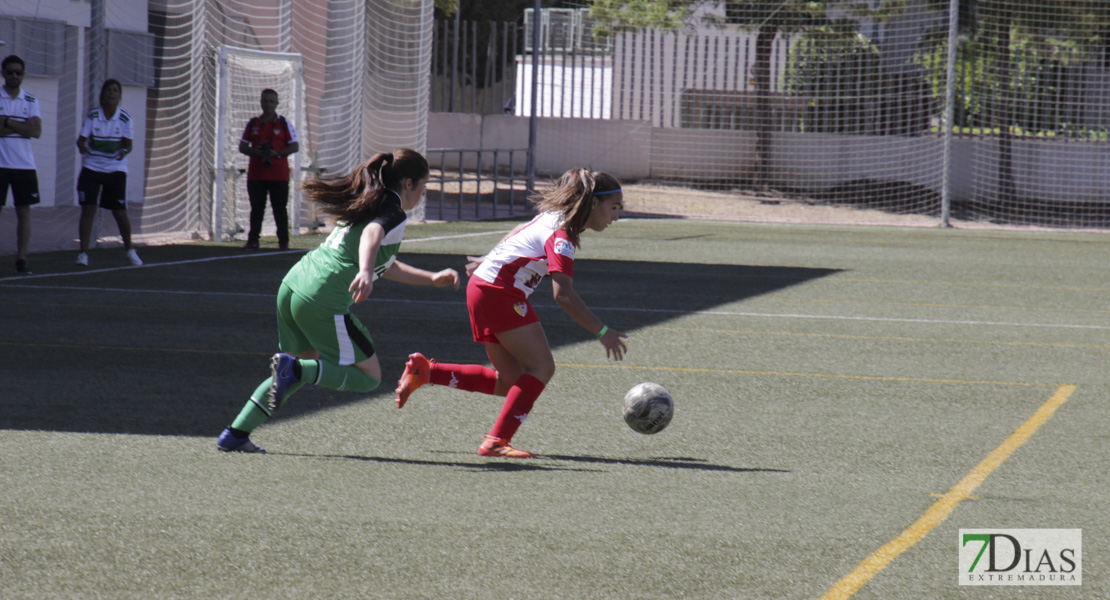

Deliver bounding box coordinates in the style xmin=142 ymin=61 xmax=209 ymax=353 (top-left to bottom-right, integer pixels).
xmin=589 ymin=0 xmax=690 ymax=36
xmin=591 ymin=0 xmax=906 ymax=185
xmin=785 ymin=23 xmax=882 ymax=134
xmin=921 ymin=0 xmax=1110 ymax=202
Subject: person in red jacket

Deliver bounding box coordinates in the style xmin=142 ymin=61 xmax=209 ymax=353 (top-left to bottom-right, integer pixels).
xmin=239 ymin=88 xmax=299 ymax=250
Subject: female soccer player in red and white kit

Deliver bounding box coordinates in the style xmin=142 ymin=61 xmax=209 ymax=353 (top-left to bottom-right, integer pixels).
xmin=395 ymin=168 xmax=628 ymax=458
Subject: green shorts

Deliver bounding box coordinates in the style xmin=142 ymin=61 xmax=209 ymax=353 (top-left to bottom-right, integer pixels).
xmin=276 ymin=282 xmax=375 ymax=365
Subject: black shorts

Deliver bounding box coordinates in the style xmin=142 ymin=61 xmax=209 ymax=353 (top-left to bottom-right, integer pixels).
xmin=0 ymin=168 xmax=40 ymax=207
xmin=77 ymin=168 xmax=128 ymax=210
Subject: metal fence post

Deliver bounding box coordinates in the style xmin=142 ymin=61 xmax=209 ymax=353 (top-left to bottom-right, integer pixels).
xmin=527 ymin=0 xmax=541 ymax=194
xmin=939 ymin=0 xmax=960 ymax=228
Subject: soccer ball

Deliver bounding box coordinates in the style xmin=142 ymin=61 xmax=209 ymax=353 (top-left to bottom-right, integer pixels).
xmin=622 ymin=382 xmax=674 ymax=434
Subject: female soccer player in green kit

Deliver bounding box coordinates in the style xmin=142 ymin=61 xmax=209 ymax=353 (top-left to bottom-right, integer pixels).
xmin=217 ymin=149 xmax=459 ymax=453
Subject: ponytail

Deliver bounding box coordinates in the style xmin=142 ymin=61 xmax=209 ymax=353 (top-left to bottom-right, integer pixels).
xmin=302 ymin=149 xmax=428 ymax=224
xmin=361 ymin=152 xmax=393 ymax=197
xmin=532 ymin=168 xmax=621 ymax=247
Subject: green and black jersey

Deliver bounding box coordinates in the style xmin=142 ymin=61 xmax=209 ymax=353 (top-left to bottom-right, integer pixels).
xmin=283 ymin=191 xmax=407 ymax=313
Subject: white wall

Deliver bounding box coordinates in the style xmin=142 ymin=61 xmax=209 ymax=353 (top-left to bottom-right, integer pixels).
xmin=0 ymin=0 xmax=89 ymax=24
xmin=20 ymin=76 xmax=58 ymax=207
xmin=118 ymin=85 xmax=147 ymax=206
xmin=1 ymin=0 xmax=149 ymax=207
xmin=429 ymin=112 xmax=652 ymax=179
xmin=427 ymin=111 xmax=1110 ymax=206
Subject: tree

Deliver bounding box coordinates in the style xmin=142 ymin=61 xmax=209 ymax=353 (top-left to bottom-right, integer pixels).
xmin=721 ymin=2 xmax=823 ymax=186
xmin=591 ymin=0 xmax=906 ymax=187
xmin=922 ymin=0 xmax=1110 ymax=203
xmin=588 ymin=0 xmax=691 ymax=36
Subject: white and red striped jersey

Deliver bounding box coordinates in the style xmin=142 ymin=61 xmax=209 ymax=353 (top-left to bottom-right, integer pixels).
xmin=472 ymin=211 xmax=576 ymax=299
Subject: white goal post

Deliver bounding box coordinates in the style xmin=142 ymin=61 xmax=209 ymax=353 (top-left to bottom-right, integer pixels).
xmin=213 ymin=46 xmax=307 ymax=242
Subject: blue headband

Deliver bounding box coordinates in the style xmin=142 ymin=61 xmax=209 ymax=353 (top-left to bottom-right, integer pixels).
xmin=593 ymin=188 xmax=622 ymax=196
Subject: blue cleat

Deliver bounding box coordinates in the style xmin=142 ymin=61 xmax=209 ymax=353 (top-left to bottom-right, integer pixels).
xmin=216 ymin=428 xmax=266 ymax=453
xmin=267 ymin=353 xmax=300 ymax=411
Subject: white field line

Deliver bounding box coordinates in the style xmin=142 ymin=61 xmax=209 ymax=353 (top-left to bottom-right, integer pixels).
xmin=0 ymin=229 xmax=511 ymax=282
xmin=6 ymin=283 xmax=1110 ymax=332
xmin=6 ymin=227 xmax=1109 ymax=331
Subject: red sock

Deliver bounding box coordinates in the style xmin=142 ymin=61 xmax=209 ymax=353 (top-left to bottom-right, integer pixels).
xmin=430 ymin=362 xmax=497 ymax=395
xmin=489 ymin=374 xmax=545 ymax=441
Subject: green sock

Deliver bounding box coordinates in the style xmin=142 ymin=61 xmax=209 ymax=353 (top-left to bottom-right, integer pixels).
xmin=227 ymin=360 xmax=375 ymax=434
xmin=229 ymin=379 xmax=275 ymax=433
xmin=316 ymin=359 xmax=381 ymax=392
xmin=297 ymin=359 xmax=319 ymax=385
xmin=228 ymin=360 xmax=318 ymax=432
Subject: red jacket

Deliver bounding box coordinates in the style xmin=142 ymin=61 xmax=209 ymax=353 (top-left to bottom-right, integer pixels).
xmin=241 ymin=115 xmax=297 ymax=181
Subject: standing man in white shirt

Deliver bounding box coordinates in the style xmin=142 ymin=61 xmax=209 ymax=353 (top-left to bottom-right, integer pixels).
xmin=0 ymin=55 xmax=42 ymax=275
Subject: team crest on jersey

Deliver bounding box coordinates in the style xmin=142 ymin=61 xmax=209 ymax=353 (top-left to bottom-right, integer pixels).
xmin=513 ymin=302 xmax=528 ymax=317
xmin=553 ymin=238 xmax=575 ymax=258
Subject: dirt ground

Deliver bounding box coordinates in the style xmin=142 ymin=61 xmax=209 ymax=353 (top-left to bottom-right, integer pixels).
xmin=424 ymin=175 xmax=1110 ymax=233
xmin=423 ymin=175 xmax=945 ymax=228
xmin=618 ymin=181 xmax=941 ymax=227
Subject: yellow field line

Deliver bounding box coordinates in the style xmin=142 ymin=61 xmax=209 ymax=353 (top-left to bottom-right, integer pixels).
xmin=650 ymin=325 xmax=1110 ymax=351
xmin=833 ymin=276 xmax=1110 ymax=294
xmin=558 ymin=362 xmax=1055 ymax=387
xmin=817 ymin=384 xmax=1077 ymax=600
xmin=767 ymin=296 xmax=1110 ymax=317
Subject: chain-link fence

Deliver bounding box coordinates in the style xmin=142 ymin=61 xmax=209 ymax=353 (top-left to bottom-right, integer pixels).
xmin=432 ymin=2 xmax=1110 ymax=229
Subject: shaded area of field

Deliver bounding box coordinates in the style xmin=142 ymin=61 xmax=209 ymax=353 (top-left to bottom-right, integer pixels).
xmin=0 ymin=245 xmax=837 ymax=436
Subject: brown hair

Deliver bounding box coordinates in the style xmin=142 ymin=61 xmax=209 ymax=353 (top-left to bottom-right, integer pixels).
xmin=531 ymin=168 xmax=621 ymax=247
xmin=302 ymin=148 xmax=428 ymax=224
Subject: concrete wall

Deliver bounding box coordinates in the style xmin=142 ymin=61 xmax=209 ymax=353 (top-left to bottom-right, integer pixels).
xmin=429 ymin=112 xmax=651 ymax=179
xmin=429 ymin=111 xmax=1110 ymax=204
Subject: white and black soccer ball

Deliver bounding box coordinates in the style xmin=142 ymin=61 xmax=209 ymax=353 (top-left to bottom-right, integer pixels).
xmin=622 ymin=382 xmax=674 ymax=435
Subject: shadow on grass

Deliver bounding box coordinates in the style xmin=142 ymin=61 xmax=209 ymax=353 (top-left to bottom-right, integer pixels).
xmin=542 ymin=454 xmax=790 ymax=473
xmin=272 ymin=451 xmax=597 ymax=472
xmin=0 ymin=247 xmax=841 ymax=437
xmin=270 ymin=451 xmax=789 ymax=474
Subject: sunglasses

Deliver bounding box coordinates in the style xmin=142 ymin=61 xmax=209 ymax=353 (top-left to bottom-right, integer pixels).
xmin=4 ymin=70 xmax=24 ymax=76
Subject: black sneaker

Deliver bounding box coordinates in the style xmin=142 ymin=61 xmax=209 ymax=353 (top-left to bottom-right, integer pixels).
xmin=15 ymin=259 xmax=31 ymax=274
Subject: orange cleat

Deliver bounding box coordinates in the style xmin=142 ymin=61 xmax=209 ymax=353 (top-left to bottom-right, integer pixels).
xmin=395 ymin=353 xmax=431 ymax=408
xmin=477 ymin=435 xmax=535 ymax=459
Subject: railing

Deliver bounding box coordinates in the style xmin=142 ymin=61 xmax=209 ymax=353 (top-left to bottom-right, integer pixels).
xmin=426 ymin=148 xmax=533 ymax=221
xmin=431 ymin=20 xmax=520 ymax=115
xmin=431 ymin=15 xmax=614 ymax=117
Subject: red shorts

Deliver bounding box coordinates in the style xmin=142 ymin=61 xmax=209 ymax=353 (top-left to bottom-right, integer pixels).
xmin=467 ymin=278 xmax=540 ymax=343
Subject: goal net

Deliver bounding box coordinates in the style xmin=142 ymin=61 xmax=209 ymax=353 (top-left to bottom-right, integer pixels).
xmin=136 ymin=0 xmax=432 ymax=248
xmin=364 ymin=0 xmax=434 ymax=223
xmin=213 ymin=46 xmax=307 ymax=242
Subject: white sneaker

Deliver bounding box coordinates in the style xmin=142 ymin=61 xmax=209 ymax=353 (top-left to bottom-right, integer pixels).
xmin=76 ymin=252 xmax=89 ymax=266
xmin=126 ymin=249 xmax=143 ymax=266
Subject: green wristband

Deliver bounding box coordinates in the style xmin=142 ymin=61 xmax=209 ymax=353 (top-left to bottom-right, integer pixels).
xmin=595 ymin=325 xmax=609 ymax=339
